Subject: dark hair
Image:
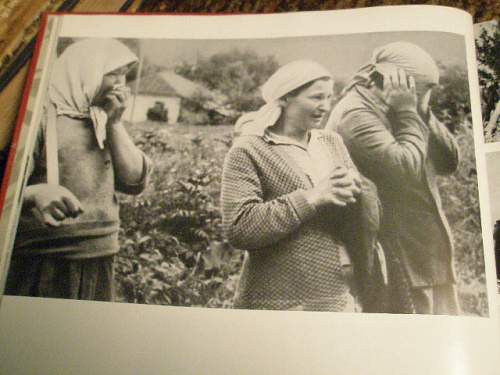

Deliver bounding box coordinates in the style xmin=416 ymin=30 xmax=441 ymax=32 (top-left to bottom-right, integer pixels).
xmin=281 ymin=76 xmax=332 ymax=100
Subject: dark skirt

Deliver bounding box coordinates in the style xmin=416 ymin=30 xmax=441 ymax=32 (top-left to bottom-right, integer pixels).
xmin=5 ymin=254 xmax=115 ymax=301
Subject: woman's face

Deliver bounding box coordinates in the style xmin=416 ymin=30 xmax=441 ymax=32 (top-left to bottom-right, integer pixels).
xmin=93 ymin=65 xmax=129 ymax=105
xmin=283 ymin=78 xmax=333 ymax=131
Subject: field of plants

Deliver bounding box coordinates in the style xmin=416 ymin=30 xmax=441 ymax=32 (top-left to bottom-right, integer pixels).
xmin=115 ymin=115 xmax=488 ymax=316
xmin=116 ymin=122 xmax=241 ymax=308
xmin=116 ymin=114 xmax=488 ymax=315
xmin=437 ymin=119 xmax=488 ymax=316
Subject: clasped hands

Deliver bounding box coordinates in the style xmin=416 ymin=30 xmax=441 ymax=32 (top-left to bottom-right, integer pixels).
xmin=306 ymin=166 xmax=362 ymax=209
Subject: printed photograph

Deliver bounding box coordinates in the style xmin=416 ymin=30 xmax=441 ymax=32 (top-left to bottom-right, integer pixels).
xmin=475 ymin=20 xmax=499 ymax=143
xmin=485 ymin=151 xmax=500 ymax=291
xmin=5 ymin=31 xmax=488 ymax=316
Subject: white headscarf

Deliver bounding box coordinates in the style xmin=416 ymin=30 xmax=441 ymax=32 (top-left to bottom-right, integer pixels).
xmin=235 ymin=60 xmax=332 ymax=136
xmin=49 ymin=38 xmax=138 ymax=148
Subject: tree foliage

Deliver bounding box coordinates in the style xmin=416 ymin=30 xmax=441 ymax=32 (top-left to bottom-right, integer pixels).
xmin=476 ymin=21 xmax=500 ymax=89
xmin=175 ymin=49 xmax=279 ymax=115
xmin=475 ymin=21 xmax=499 ymax=121
xmin=430 ymin=63 xmax=470 ymax=133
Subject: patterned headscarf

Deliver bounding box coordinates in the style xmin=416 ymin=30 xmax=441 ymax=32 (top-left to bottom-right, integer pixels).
xmin=235 ymin=60 xmax=332 ymax=136
xmin=49 ymin=38 xmax=138 ymax=148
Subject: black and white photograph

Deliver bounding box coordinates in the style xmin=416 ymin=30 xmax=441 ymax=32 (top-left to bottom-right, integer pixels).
xmin=3 ymin=8 xmax=500 ymax=375
xmin=485 ymin=151 xmax=500 ymax=291
xmin=474 ymin=19 xmax=500 ymax=293
xmin=475 ymin=20 xmax=499 ymax=143
xmin=3 ymin=30 xmax=488 ymax=316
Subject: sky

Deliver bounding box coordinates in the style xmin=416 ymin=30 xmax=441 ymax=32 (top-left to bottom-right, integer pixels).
xmin=138 ymin=30 xmax=467 ymax=82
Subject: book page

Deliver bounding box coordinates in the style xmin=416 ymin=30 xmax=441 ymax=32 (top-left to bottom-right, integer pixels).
xmin=0 ymin=6 xmax=498 ymax=375
xmin=473 ymin=20 xmax=500 ymax=303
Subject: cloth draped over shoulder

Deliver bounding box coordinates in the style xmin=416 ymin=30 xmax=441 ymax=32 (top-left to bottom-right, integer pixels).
xmin=49 ymin=38 xmax=138 ymax=149
xmin=234 ymin=60 xmax=332 ymax=136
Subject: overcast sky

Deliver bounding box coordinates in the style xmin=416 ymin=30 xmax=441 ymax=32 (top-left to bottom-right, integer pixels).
xmin=139 ymin=30 xmax=467 ymax=82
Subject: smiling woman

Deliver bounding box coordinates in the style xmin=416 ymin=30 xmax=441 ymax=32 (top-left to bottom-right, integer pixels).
xmin=274 ymin=78 xmax=333 ymax=141
xmin=220 ymin=60 xmax=382 ymax=312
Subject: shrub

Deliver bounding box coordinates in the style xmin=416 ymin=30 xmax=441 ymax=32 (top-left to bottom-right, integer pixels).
xmin=115 ymin=118 xmax=488 ymax=316
xmin=115 ymin=124 xmax=243 ymax=307
xmin=437 ymin=120 xmax=488 ymax=316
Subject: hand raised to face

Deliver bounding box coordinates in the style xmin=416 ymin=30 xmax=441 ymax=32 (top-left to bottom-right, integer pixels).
xmin=102 ymin=85 xmax=131 ymax=125
xmin=381 ymin=67 xmax=418 ymax=113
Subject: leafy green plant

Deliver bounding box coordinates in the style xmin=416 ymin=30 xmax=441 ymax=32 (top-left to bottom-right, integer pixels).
xmin=115 ymin=113 xmax=487 ymax=315
xmin=115 ymin=124 xmax=243 ymax=307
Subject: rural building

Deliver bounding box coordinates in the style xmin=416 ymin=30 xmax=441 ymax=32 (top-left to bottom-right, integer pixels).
xmin=123 ymin=70 xmax=208 ymax=124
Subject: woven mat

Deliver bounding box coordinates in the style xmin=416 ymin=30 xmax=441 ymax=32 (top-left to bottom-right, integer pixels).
xmin=138 ymin=0 xmax=499 ymax=23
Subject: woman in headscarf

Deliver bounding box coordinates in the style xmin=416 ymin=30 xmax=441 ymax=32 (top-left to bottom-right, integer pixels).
xmin=6 ymin=38 xmax=150 ymax=301
xmin=326 ymin=42 xmax=460 ymax=315
xmin=221 ymin=60 xmax=382 ymax=312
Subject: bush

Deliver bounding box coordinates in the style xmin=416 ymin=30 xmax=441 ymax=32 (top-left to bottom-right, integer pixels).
xmin=430 ymin=63 xmax=470 ymax=133
xmin=437 ymin=121 xmax=488 ymax=316
xmin=115 ymin=124 xmax=243 ymax=307
xmin=176 ymin=49 xmax=279 ymax=117
xmin=115 ymin=116 xmax=488 ymax=315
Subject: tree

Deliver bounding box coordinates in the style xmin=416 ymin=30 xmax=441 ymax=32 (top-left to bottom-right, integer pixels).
xmin=176 ymin=49 xmax=279 ymax=115
xmin=430 ymin=62 xmax=470 ymax=133
xmin=475 ymin=21 xmax=499 ymax=121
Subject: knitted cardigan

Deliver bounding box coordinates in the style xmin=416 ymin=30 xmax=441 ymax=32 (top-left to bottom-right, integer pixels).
xmin=221 ymin=130 xmax=371 ymax=311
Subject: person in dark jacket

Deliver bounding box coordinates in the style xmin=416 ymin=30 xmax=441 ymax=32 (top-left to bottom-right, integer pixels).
xmin=326 ymin=42 xmax=460 ymax=315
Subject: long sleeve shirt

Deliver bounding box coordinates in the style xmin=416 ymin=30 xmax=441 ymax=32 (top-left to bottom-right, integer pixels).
xmin=327 ymin=85 xmax=459 ymax=288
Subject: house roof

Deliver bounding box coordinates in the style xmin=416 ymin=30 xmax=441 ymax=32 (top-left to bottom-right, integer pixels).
xmin=134 ymin=70 xmax=237 ymax=118
xmin=158 ymin=71 xmax=211 ymax=98
xmin=135 ymin=72 xmax=178 ymax=96
xmin=136 ymin=70 xmax=209 ymax=98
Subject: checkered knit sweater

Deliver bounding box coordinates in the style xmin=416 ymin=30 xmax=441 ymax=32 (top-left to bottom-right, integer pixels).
xmin=221 ymin=131 xmax=356 ymax=311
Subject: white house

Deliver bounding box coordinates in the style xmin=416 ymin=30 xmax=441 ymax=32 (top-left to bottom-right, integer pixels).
xmin=124 ymin=70 xmax=236 ymax=125
xmin=124 ymin=70 xmax=207 ymax=125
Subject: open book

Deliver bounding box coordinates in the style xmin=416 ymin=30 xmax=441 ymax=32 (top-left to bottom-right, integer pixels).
xmin=0 ymin=6 xmax=498 ymax=375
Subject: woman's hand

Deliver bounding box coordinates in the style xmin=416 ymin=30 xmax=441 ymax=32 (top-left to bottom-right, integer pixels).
xmin=305 ymin=166 xmax=361 ymax=209
xmin=382 ymin=68 xmax=418 ymax=113
xmin=103 ymin=85 xmax=131 ymax=125
xmin=25 ymin=184 xmax=83 ymax=227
